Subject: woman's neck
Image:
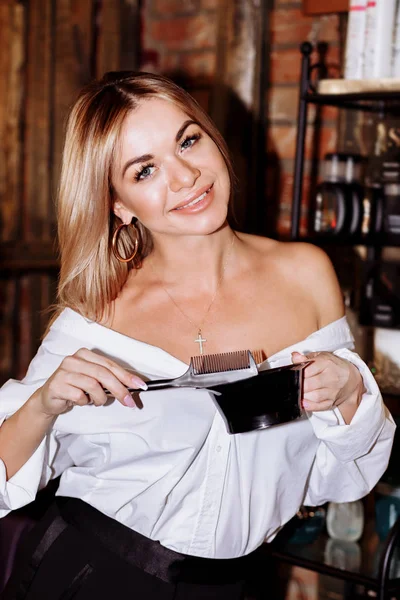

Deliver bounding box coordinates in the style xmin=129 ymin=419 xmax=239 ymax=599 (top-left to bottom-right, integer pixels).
xmin=145 ymin=227 xmax=238 ymax=292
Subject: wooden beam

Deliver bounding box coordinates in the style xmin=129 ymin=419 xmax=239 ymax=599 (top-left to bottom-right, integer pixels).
xmin=0 ymin=241 xmax=58 ymax=271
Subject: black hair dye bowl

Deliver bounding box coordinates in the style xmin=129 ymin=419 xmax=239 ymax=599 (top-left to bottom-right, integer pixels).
xmin=209 ymin=363 xmax=307 ymax=434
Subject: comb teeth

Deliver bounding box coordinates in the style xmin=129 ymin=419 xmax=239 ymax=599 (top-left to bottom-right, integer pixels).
xmin=191 ymin=350 xmax=252 ymax=375
xmin=252 ymin=349 xmax=265 ymax=365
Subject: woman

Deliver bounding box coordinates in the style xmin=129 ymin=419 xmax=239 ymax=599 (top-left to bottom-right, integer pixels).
xmin=0 ymin=71 xmax=395 ymax=599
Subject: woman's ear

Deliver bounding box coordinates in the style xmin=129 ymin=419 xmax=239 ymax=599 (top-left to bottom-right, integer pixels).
xmin=113 ymin=199 xmax=135 ymax=224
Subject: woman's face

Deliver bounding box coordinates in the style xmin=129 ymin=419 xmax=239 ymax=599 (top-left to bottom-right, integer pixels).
xmin=112 ymin=98 xmax=230 ymax=238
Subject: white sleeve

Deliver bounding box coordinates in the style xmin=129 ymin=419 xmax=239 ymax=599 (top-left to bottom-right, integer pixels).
xmin=0 ymin=334 xmax=75 ymax=517
xmin=304 ymin=348 xmax=396 ymax=506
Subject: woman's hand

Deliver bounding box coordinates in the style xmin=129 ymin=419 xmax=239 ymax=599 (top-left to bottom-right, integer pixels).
xmin=291 ymin=351 xmax=365 ymax=422
xmin=35 ymin=348 xmax=147 ymax=417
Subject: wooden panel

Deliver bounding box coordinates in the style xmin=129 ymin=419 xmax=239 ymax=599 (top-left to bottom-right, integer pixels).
xmin=52 ymin=0 xmax=95 ymax=203
xmin=210 ymin=0 xmax=269 ymax=233
xmin=303 ymin=0 xmax=349 ymax=14
xmin=0 ymin=2 xmax=25 ymax=242
xmin=0 ymin=0 xmax=141 ymax=384
xmin=0 ymin=278 xmax=17 ymax=380
xmin=97 ymin=0 xmax=140 ymax=77
xmin=24 ymin=0 xmax=53 ymax=241
xmin=119 ymin=0 xmax=140 ymax=71
xmin=17 ymin=275 xmax=32 ymax=378
xmin=97 ymin=0 xmax=121 ymax=76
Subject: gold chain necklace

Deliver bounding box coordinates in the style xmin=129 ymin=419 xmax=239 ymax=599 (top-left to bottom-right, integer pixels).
xmin=158 ymin=235 xmax=235 ymax=355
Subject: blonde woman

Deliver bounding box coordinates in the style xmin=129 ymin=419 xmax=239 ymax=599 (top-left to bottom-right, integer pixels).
xmin=0 ymin=72 xmax=395 ymax=600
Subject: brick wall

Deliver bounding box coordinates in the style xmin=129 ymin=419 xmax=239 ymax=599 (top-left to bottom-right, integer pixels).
xmin=268 ymin=1 xmax=342 ymax=234
xmin=140 ymin=0 xmax=344 ymax=235
xmin=140 ymin=0 xmax=218 ymax=112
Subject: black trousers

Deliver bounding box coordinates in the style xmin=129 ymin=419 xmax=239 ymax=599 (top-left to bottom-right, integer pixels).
xmin=2 ymin=498 xmax=254 ymax=600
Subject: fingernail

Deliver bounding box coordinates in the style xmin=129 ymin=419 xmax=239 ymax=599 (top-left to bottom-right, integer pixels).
xmin=131 ymin=376 xmax=148 ymax=391
xmin=123 ymin=394 xmax=136 ymax=408
xmin=302 ymin=400 xmax=311 ymax=410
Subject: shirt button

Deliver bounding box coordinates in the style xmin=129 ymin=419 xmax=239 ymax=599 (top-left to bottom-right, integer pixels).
xmin=216 ymin=445 xmax=222 ymax=452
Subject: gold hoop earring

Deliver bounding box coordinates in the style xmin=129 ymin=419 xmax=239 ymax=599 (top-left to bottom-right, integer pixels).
xmin=112 ymin=222 xmax=139 ymax=263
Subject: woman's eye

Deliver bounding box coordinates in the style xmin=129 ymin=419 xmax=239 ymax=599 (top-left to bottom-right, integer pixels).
xmin=135 ymin=164 xmax=155 ymax=182
xmin=180 ymin=133 xmax=201 ymax=151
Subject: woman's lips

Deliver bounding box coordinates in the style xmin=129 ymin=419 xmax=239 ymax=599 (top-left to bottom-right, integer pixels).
xmin=172 ymin=184 xmax=214 ymax=214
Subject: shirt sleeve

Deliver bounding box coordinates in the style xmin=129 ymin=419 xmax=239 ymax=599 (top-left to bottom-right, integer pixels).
xmin=0 ymin=333 xmax=75 ymax=517
xmin=304 ymin=347 xmax=396 ymax=506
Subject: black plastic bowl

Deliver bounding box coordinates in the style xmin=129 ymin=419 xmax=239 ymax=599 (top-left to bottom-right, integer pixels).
xmin=209 ymin=363 xmax=307 ymax=434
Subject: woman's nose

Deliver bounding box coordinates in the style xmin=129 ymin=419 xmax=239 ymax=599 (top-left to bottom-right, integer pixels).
xmin=166 ymin=157 xmax=200 ymax=192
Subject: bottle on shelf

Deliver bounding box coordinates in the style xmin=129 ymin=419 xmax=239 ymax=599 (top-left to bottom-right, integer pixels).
xmin=344 ymin=0 xmax=367 ymax=80
xmin=363 ymin=0 xmax=397 ymax=79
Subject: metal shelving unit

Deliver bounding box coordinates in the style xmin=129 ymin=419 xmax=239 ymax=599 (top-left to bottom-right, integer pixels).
xmin=291 ymin=41 xmax=400 ymax=244
xmin=272 ymin=42 xmax=400 ymax=600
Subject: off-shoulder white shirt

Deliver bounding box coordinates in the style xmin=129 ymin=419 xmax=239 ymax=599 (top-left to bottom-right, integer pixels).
xmin=0 ymin=309 xmax=395 ymax=558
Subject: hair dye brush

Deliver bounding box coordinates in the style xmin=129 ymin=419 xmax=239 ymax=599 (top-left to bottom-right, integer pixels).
xmin=101 ymin=350 xmax=261 ymax=396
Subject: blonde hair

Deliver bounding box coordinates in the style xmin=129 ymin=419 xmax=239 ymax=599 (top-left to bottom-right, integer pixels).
xmin=56 ymin=71 xmax=236 ymax=323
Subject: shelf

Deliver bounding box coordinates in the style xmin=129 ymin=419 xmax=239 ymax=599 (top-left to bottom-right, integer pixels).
xmin=264 ymin=523 xmax=400 ymax=592
xmin=318 ymin=79 xmax=400 ymax=96
xmin=304 ymin=91 xmax=400 ymax=113
xmin=304 ymin=79 xmax=400 ymax=112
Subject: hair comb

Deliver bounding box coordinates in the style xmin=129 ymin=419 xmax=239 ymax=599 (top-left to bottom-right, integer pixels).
xmin=99 ymin=350 xmax=260 ymax=397
xmin=141 ymin=349 xmax=259 ymax=391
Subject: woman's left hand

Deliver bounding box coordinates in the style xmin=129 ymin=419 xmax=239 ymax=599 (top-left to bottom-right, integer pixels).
xmin=291 ymin=351 xmax=365 ymax=414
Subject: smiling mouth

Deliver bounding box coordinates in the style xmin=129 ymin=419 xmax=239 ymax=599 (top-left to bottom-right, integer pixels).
xmin=173 ymin=185 xmax=213 ymax=211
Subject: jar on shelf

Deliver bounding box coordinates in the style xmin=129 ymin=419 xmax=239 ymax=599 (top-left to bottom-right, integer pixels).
xmin=312 ymin=153 xmax=365 ymax=240
xmin=326 ymin=500 xmax=364 ymax=542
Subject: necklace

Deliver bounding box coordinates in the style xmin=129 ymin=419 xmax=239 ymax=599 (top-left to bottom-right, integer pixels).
xmin=158 ymin=235 xmax=235 ymax=355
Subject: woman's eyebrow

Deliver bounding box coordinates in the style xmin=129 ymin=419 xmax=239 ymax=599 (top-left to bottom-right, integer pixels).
xmin=122 ymin=154 xmax=153 ymax=178
xmin=175 ymin=119 xmax=198 ymax=142
xmin=121 ymin=120 xmax=198 ymax=178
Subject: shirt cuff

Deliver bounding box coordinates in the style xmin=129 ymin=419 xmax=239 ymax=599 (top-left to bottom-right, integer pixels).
xmin=0 ymin=419 xmax=47 ymax=516
xmin=307 ymin=348 xmax=387 ymax=463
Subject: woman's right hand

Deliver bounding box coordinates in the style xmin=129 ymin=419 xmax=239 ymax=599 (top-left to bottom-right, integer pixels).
xmin=35 ymin=348 xmax=147 ymax=417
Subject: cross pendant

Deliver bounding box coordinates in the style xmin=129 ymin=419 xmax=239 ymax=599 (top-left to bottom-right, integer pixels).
xmin=194 ymin=329 xmax=207 ymax=354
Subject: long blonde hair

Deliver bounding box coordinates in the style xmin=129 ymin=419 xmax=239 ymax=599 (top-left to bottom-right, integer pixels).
xmin=56 ymin=71 xmax=236 ymax=323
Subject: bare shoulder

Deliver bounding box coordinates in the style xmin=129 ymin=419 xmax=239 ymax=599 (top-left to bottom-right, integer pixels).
xmin=276 ymin=241 xmax=345 ymax=327
xmin=239 ymin=234 xmax=345 ymax=328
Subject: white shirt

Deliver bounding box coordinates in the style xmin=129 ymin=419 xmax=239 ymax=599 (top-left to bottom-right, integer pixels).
xmin=0 ymin=309 xmax=395 ymax=558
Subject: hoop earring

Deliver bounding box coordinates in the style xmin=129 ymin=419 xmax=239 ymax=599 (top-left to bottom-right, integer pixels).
xmin=112 ymin=222 xmax=139 ymax=263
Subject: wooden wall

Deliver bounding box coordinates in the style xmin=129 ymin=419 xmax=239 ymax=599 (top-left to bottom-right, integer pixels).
xmin=0 ymin=0 xmax=140 ymax=384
